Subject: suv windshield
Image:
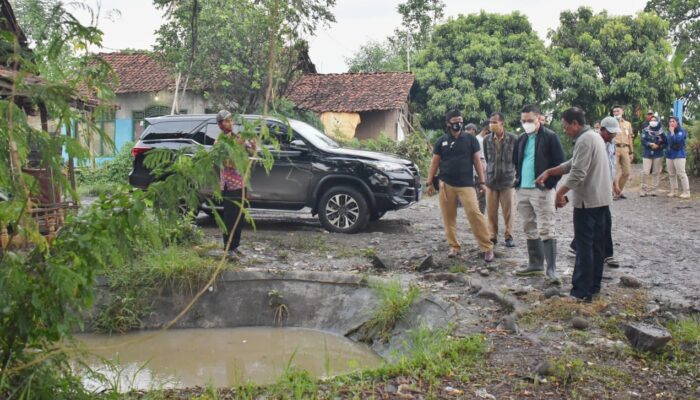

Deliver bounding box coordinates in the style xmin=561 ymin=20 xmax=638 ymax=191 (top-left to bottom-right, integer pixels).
xmin=290 ymin=120 xmax=340 ymax=149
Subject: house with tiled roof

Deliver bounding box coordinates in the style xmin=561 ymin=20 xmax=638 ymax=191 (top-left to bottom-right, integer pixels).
xmin=285 ymin=72 xmax=415 ymax=141
xmin=98 ymin=52 xmax=211 ymax=156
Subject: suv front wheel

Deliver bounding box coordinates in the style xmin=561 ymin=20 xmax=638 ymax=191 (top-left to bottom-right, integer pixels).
xmin=318 ymin=186 xmax=370 ymax=233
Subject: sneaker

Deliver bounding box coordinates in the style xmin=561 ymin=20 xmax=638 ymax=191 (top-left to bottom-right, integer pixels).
xmin=490 ymin=238 xmax=498 ymax=245
xmin=447 ymin=248 xmax=460 ymax=258
xmin=484 ymin=250 xmax=495 ymax=262
xmin=640 ymin=192 xmax=648 ymax=198
xmin=604 ymin=256 xmax=620 ymax=268
xmin=680 ymin=192 xmax=691 ymax=199
xmin=225 ymin=250 xmax=240 ymax=261
xmin=505 ymin=238 xmax=515 ymax=248
xmin=667 ymin=192 xmax=677 ymax=198
xmin=619 ymin=194 xmax=627 ymax=199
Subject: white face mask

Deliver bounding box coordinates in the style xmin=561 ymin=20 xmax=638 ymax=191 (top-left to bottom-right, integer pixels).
xmin=614 ymin=115 xmax=621 ymax=120
xmin=522 ymin=122 xmax=537 ymax=134
xmin=649 ymin=121 xmax=659 ymax=128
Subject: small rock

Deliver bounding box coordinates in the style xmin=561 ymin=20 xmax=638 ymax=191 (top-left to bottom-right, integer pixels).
xmin=416 ymin=255 xmax=434 ymax=272
xmin=534 ymin=360 xmax=554 ymax=376
xmin=497 ymin=315 xmax=519 ymax=334
xmin=443 ymin=386 xmax=463 ymax=395
xmin=479 ymin=268 xmax=490 ymax=277
xmin=662 ymin=311 xmax=677 ymax=322
xmin=624 ymin=323 xmax=672 ymax=353
xmin=372 ymin=254 xmax=389 ymax=270
xmin=474 ymin=388 xmax=496 ymax=400
xmin=544 ymin=287 xmax=561 ymax=299
xmin=620 ymin=275 xmax=643 ymax=288
xmin=385 ymin=384 xmax=397 ymax=394
xmin=571 ymin=317 xmax=590 ymax=330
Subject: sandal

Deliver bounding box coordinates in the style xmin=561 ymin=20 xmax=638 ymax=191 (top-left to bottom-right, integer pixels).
xmin=447 ymin=248 xmax=460 ymax=258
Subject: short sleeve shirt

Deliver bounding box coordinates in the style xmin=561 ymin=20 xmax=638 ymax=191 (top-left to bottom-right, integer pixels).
xmin=433 ymin=133 xmax=480 ymax=187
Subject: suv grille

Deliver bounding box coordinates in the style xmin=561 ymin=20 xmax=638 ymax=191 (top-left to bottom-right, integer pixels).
xmin=406 ymin=164 xmax=419 ymax=178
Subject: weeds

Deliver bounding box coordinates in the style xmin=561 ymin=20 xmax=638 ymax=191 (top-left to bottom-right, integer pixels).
xmin=358 ymin=280 xmax=421 ymax=342
xmin=93 ymin=245 xmax=223 ymax=333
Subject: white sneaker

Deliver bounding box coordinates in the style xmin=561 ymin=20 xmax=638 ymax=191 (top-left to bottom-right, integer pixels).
xmin=680 ymin=192 xmax=691 ymax=199
xmin=667 ymin=192 xmax=677 ymax=198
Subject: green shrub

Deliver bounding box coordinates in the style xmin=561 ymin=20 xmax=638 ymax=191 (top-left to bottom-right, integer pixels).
xmin=77 ymin=141 xmax=134 ymax=189
xmin=685 ymin=122 xmax=700 ymax=176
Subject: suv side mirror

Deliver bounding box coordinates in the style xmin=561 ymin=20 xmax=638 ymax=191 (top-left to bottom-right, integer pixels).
xmin=290 ymin=139 xmax=307 ymax=151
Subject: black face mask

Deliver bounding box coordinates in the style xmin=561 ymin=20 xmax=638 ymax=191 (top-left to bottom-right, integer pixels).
xmin=450 ymin=122 xmax=463 ymax=132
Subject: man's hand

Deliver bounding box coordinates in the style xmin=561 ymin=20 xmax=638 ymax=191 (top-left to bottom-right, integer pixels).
xmin=426 ymin=183 xmax=435 ymax=196
xmin=555 ymin=192 xmax=568 ymax=209
xmin=613 ymin=182 xmax=621 ymax=197
xmin=629 ymin=152 xmax=634 ymax=162
xmin=479 ymin=183 xmax=487 ymax=194
xmin=535 ymin=170 xmax=550 ymax=187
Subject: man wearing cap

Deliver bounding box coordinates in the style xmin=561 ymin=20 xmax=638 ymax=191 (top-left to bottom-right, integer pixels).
xmin=611 ymin=106 xmax=634 ymax=199
xmin=536 ymin=107 xmax=612 ymax=301
xmin=216 ymin=110 xmax=255 ymax=260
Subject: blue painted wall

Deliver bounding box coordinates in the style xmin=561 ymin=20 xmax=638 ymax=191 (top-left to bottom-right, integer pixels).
xmin=115 ymin=118 xmax=133 ymax=153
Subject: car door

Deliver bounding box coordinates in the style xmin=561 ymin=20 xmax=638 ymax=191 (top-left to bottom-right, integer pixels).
xmin=248 ymin=122 xmax=314 ymax=205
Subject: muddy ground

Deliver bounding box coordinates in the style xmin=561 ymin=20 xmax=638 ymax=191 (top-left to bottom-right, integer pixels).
xmin=191 ymin=165 xmax=699 ymax=399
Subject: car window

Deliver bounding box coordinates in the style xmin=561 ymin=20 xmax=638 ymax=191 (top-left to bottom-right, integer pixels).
xmin=141 ymin=120 xmax=202 ymax=139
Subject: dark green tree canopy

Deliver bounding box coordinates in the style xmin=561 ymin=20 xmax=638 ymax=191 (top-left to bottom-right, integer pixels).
xmin=645 ymin=0 xmax=700 ymax=114
xmin=547 ymin=7 xmax=675 ymax=122
xmin=153 ymin=0 xmax=335 ymax=112
xmin=412 ymin=11 xmax=551 ymax=129
xmin=345 ymin=40 xmax=405 ymax=73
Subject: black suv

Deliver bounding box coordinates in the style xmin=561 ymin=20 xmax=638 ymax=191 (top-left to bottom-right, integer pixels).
xmin=128 ymin=114 xmax=421 ymax=233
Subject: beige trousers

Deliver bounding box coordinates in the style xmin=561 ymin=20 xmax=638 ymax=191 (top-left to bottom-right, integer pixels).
xmin=641 ymin=157 xmax=664 ymax=194
xmin=486 ymin=188 xmax=514 ymax=241
xmin=516 ymin=188 xmax=556 ymax=240
xmin=667 ymin=158 xmax=690 ymax=194
xmin=615 ymin=148 xmax=632 ymax=191
xmin=439 ymin=183 xmax=493 ymax=252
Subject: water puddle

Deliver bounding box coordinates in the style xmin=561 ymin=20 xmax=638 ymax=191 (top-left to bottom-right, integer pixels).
xmin=74 ymin=327 xmax=382 ymax=391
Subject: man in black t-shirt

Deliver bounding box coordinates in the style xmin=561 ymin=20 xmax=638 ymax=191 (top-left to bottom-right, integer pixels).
xmin=426 ymin=109 xmax=495 ymax=261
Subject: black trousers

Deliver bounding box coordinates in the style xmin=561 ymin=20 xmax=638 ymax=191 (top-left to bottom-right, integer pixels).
xmin=571 ymin=206 xmax=608 ymax=299
xmin=222 ymin=189 xmax=244 ymax=251
xmin=570 ymin=206 xmax=613 ymax=259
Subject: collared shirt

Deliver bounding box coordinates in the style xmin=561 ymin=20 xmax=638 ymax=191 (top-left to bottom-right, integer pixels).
xmin=606 ymin=139 xmax=616 ymax=181
xmin=520 ymin=133 xmax=537 ymax=188
xmin=615 ymin=119 xmax=634 ymax=149
xmin=433 ymin=132 xmax=480 ymax=187
xmin=559 ymin=125 xmax=612 ymax=208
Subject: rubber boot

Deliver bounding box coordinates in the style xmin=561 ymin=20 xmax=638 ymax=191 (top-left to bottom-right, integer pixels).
xmin=543 ymin=239 xmax=560 ymax=284
xmin=515 ymin=239 xmax=545 ymax=276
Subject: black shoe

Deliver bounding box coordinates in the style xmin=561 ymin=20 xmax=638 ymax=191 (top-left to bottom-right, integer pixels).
xmin=568 ymin=294 xmax=592 ymax=303
xmin=490 ymin=238 xmax=497 ymax=245
xmin=505 ymin=238 xmax=515 ymax=248
xmin=619 ymin=194 xmax=627 ymax=199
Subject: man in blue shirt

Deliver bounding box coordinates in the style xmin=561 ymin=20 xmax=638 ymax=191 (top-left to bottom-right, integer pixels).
xmin=513 ymin=104 xmax=565 ymax=282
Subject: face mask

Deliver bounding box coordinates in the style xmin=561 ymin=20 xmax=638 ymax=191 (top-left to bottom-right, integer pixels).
xmin=489 ymin=123 xmax=500 ymax=132
xmin=522 ymin=122 xmax=537 ymax=134
xmin=649 ymin=121 xmax=659 ymax=128
xmin=594 ymin=129 xmax=600 ymax=134
xmin=450 ymin=122 xmax=463 ymax=132
xmin=614 ymin=115 xmax=621 ymax=120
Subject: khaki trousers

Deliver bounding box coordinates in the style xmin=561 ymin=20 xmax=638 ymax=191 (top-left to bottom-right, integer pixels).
xmin=516 ymin=188 xmax=556 ymax=240
xmin=486 ymin=188 xmax=514 ymax=241
xmin=615 ymin=149 xmax=631 ymax=191
xmin=641 ymin=157 xmax=663 ymax=194
xmin=667 ymin=158 xmax=690 ymax=194
xmin=439 ymin=183 xmax=493 ymax=252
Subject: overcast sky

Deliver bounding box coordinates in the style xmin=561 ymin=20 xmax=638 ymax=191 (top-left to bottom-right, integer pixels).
xmin=80 ymin=0 xmax=649 ymax=72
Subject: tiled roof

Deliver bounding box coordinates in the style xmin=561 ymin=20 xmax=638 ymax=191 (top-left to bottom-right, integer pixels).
xmin=99 ymin=52 xmax=173 ymax=94
xmin=286 ymin=72 xmax=414 ymax=113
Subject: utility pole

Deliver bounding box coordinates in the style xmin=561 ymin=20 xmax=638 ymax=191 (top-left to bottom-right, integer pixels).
xmin=406 ymin=31 xmax=413 ymax=72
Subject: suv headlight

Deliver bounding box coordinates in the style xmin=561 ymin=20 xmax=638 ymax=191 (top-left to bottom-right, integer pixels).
xmin=363 ymin=160 xmax=405 ymax=173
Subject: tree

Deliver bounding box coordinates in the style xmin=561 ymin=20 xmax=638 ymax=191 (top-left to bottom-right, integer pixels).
xmin=393 ymin=0 xmax=444 ymax=69
xmin=645 ymin=0 xmax=700 ymax=116
xmin=345 ymin=40 xmax=405 ymax=72
xmin=153 ymin=0 xmax=335 ymax=113
xmin=547 ymin=7 xmax=675 ymax=122
xmin=412 ymin=12 xmax=552 ymax=129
